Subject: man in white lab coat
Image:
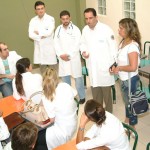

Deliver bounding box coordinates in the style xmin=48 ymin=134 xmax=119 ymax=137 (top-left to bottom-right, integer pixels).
xmin=28 ymin=1 xmax=57 ymax=73
xmin=0 ymin=42 xmax=22 ymax=97
xmin=80 ymin=8 xmax=117 ymax=112
xmin=54 ymin=10 xmax=85 ymax=104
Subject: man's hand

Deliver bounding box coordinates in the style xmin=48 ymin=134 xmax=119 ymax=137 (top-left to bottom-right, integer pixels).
xmin=41 ymin=36 xmax=46 ymax=39
xmin=6 ymin=74 xmax=15 ymax=79
xmin=34 ymin=30 xmax=39 ymax=35
xmin=60 ymin=54 xmax=70 ymax=61
xmin=91 ymin=146 xmax=110 ymax=150
xmin=82 ymin=51 xmax=89 ymax=59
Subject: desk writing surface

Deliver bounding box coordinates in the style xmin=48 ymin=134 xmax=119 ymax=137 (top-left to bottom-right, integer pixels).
xmin=53 ymin=139 xmax=77 ymax=150
xmin=139 ymin=65 xmax=150 ymax=74
xmin=0 ymin=96 xmax=24 ymax=118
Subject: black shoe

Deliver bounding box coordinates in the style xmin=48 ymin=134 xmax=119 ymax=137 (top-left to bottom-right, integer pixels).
xmin=79 ymin=98 xmax=85 ymax=104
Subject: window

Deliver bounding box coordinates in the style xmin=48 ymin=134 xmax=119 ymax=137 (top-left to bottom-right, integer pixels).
xmin=98 ymin=0 xmax=106 ymax=15
xmin=124 ymin=0 xmax=135 ymax=19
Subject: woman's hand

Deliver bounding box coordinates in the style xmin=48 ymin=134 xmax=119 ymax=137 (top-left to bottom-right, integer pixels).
xmin=0 ymin=110 xmax=3 ymax=117
xmin=109 ymin=66 xmax=120 ymax=75
xmin=79 ymin=113 xmax=90 ymax=128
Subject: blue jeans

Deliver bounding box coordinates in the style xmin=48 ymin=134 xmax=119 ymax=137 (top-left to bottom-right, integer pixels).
xmin=0 ymin=81 xmax=13 ymax=97
xmin=120 ymin=75 xmax=140 ymax=125
xmin=61 ymin=76 xmax=85 ymax=99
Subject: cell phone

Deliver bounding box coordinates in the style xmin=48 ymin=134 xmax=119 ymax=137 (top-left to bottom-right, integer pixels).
xmin=109 ymin=62 xmax=117 ymax=70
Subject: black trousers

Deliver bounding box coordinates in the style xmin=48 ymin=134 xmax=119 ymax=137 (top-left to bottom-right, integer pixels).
xmin=34 ymin=129 xmax=48 ymax=150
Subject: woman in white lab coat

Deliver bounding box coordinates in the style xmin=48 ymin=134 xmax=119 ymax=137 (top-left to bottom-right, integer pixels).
xmin=12 ymin=58 xmax=42 ymax=104
xmin=34 ymin=68 xmax=77 ymax=150
xmin=76 ymin=100 xmax=130 ymax=150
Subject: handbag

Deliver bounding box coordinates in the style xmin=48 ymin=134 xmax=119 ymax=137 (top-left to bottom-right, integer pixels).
xmin=20 ymin=91 xmax=51 ymax=128
xmin=128 ymin=74 xmax=149 ymax=116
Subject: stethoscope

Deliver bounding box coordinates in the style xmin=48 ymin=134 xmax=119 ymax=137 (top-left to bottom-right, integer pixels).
xmin=57 ymin=23 xmax=73 ymax=38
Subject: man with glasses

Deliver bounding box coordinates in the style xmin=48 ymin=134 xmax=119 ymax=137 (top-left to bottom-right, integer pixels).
xmin=0 ymin=42 xmax=21 ymax=97
xmin=54 ymin=10 xmax=85 ymax=104
xmin=28 ymin=1 xmax=57 ymax=73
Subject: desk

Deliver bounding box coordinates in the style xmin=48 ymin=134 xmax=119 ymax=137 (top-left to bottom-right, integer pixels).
xmin=0 ymin=96 xmax=24 ymax=118
xmin=139 ymin=65 xmax=150 ymax=75
xmin=53 ymin=139 xmax=77 ymax=150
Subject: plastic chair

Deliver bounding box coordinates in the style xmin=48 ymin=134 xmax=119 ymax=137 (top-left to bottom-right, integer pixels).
xmin=82 ymin=59 xmax=88 ymax=87
xmin=140 ymin=41 xmax=150 ymax=67
xmin=146 ymin=142 xmax=150 ymax=150
xmin=122 ymin=123 xmax=138 ymax=150
xmin=74 ymin=98 xmax=79 ymax=115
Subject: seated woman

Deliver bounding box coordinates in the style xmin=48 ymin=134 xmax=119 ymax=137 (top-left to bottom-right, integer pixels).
xmin=76 ymin=99 xmax=130 ymax=150
xmin=34 ymin=68 xmax=78 ymax=150
xmin=12 ymin=58 xmax=42 ymax=103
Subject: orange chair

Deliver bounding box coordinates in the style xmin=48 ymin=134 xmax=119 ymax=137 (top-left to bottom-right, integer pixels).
xmin=53 ymin=139 xmax=77 ymax=150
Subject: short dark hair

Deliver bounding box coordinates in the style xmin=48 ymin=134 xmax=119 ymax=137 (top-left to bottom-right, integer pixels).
xmin=60 ymin=10 xmax=70 ymax=18
xmin=11 ymin=122 xmax=38 ymax=150
xmin=0 ymin=42 xmax=6 ymax=52
xmin=34 ymin=1 xmax=45 ymax=9
xmin=84 ymin=99 xmax=106 ymax=125
xmin=84 ymin=8 xmax=97 ymax=17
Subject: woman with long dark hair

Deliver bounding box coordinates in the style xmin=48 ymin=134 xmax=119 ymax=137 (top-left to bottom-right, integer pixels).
xmin=76 ymin=100 xmax=130 ymax=150
xmin=12 ymin=58 xmax=42 ymax=103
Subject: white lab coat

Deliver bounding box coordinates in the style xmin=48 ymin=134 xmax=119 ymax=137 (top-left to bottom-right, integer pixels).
xmin=0 ymin=51 xmax=21 ymax=75
xmin=42 ymin=82 xmax=77 ymax=150
xmin=29 ymin=13 xmax=57 ymax=65
xmin=54 ymin=22 xmax=82 ymax=78
xmin=80 ymin=21 xmax=117 ymax=87
xmin=12 ymin=72 xmax=42 ymax=104
xmin=0 ymin=117 xmax=10 ymax=150
xmin=76 ymin=112 xmax=130 ymax=150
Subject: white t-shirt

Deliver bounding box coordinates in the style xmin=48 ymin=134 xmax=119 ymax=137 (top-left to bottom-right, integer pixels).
xmin=76 ymin=112 xmax=130 ymax=150
xmin=12 ymin=72 xmax=42 ymax=104
xmin=117 ymin=41 xmax=140 ymax=81
xmin=42 ymin=82 xmax=78 ymax=150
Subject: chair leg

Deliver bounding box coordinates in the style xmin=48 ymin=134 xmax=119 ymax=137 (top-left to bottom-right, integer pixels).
xmin=111 ymin=85 xmax=116 ymax=104
xmin=83 ymin=75 xmax=87 ymax=88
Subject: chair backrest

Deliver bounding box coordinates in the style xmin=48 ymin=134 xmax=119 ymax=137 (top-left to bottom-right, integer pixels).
xmin=143 ymin=41 xmax=150 ymax=57
xmin=122 ymin=123 xmax=138 ymax=150
xmin=74 ymin=98 xmax=79 ymax=115
xmin=146 ymin=142 xmax=150 ymax=150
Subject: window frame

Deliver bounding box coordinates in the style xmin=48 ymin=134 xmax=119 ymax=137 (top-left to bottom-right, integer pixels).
xmin=97 ymin=0 xmax=106 ymax=16
xmin=123 ymin=0 xmax=136 ymax=19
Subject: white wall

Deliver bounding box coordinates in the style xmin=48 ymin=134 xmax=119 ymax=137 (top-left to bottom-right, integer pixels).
xmin=85 ymin=0 xmax=150 ymax=53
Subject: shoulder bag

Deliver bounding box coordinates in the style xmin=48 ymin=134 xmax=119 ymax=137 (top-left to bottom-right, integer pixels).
xmin=20 ymin=91 xmax=51 ymax=128
xmin=128 ymin=74 xmax=149 ymax=116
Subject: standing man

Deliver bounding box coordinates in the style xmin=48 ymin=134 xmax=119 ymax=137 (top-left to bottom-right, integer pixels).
xmin=29 ymin=1 xmax=57 ymax=73
xmin=0 ymin=42 xmax=22 ymax=97
xmin=54 ymin=10 xmax=85 ymax=104
xmin=80 ymin=8 xmax=117 ymax=112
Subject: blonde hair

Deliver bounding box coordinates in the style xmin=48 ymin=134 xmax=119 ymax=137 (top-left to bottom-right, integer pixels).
xmin=43 ymin=68 xmax=59 ymax=101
